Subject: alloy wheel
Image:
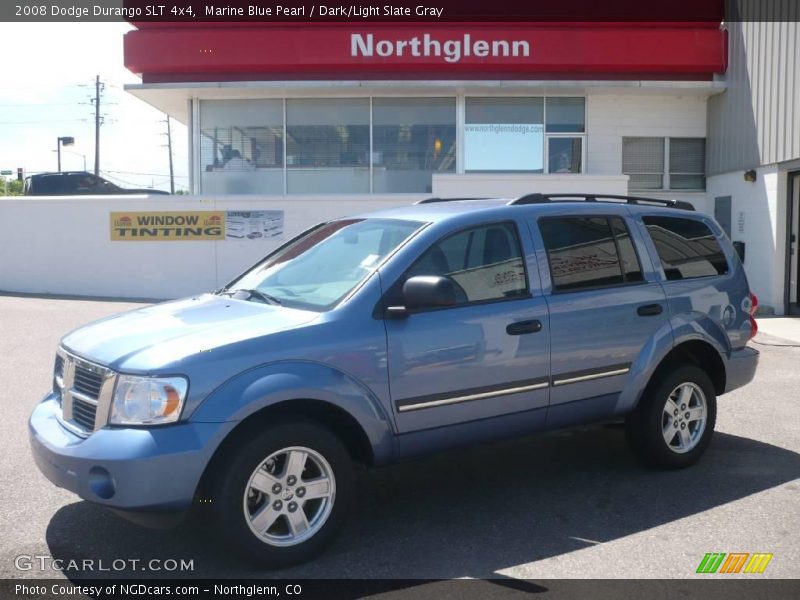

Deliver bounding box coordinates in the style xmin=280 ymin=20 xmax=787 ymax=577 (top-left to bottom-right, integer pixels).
xmin=661 ymin=382 xmax=707 ymax=454
xmin=243 ymin=446 xmax=336 ymax=547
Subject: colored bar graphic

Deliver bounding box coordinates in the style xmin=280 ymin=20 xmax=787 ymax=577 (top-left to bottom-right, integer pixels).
xmin=744 ymin=553 xmax=773 ymax=574
xmin=697 ymin=552 xmax=773 ymax=574
xmin=697 ymin=553 xmax=726 ymax=573
xmin=720 ymin=553 xmax=749 ymax=573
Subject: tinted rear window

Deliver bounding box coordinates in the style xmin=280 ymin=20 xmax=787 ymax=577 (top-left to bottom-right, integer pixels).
xmin=642 ymin=216 xmax=728 ymax=280
xmin=32 ymin=176 xmax=61 ymax=194
xmin=539 ymin=216 xmax=644 ymax=292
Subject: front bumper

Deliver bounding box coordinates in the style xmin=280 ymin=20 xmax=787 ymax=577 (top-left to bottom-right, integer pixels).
xmin=724 ymin=345 xmax=760 ymax=394
xmin=29 ymin=393 xmax=235 ymax=512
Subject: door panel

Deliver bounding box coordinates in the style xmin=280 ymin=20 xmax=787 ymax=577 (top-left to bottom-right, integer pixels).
xmin=533 ymin=214 xmax=668 ymax=418
xmin=382 ymin=220 xmax=550 ymax=434
xmin=546 ymin=284 xmax=668 ymax=408
xmin=386 ymin=299 xmax=550 ymax=433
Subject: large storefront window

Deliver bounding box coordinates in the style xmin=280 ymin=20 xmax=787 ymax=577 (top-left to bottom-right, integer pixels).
xmin=197 ymin=95 xmax=587 ymax=194
xmin=464 ymin=97 xmax=585 ymax=173
xmin=372 ymin=98 xmax=456 ymax=193
xmin=200 ymin=100 xmax=284 ymax=194
xmin=286 ymin=98 xmax=370 ymax=194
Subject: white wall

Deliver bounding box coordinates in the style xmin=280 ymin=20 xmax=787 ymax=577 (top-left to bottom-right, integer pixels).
xmin=587 ymin=93 xmax=710 ymax=212
xmin=0 ymin=195 xmax=413 ymax=300
xmin=706 ymin=166 xmax=785 ymax=314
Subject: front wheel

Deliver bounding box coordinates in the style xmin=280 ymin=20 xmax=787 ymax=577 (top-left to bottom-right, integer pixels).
xmin=213 ymin=420 xmax=355 ymax=567
xmin=625 ymin=365 xmax=717 ymax=469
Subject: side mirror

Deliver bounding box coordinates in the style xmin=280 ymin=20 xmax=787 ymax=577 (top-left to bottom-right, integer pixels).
xmin=386 ymin=275 xmax=459 ymax=318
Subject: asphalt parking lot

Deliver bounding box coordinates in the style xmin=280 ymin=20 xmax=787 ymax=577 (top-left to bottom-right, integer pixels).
xmin=1 ymin=293 xmax=799 ymax=581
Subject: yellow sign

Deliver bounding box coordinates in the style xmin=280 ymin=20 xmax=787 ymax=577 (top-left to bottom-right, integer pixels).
xmin=110 ymin=211 xmax=225 ymax=241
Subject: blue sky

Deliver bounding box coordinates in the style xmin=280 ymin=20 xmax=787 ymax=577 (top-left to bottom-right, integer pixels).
xmin=0 ymin=23 xmax=188 ymax=192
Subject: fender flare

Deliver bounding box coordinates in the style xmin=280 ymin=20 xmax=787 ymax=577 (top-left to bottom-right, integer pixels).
xmin=615 ymin=313 xmax=729 ymax=414
xmin=190 ymin=360 xmax=396 ymax=465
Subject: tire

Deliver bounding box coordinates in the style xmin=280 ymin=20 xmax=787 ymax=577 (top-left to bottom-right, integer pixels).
xmin=212 ymin=420 xmax=355 ymax=568
xmin=625 ymin=365 xmax=717 ymax=469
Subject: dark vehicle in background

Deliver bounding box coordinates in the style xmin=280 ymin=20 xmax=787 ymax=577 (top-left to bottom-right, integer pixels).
xmin=23 ymin=172 xmax=169 ymax=196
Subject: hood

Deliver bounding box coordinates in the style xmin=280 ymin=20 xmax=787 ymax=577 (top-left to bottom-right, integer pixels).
xmin=61 ymin=294 xmax=319 ymax=372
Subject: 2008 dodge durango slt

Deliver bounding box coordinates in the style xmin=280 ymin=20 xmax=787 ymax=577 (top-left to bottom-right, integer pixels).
xmin=30 ymin=194 xmax=759 ymax=567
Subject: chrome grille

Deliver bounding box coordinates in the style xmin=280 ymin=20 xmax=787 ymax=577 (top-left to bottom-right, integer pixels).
xmin=73 ymin=366 xmax=103 ymax=399
xmin=55 ymin=348 xmax=115 ymax=437
xmin=53 ymin=355 xmax=65 ymax=392
xmin=71 ymin=398 xmax=97 ymax=430
xmin=54 ymin=355 xmax=64 ymax=378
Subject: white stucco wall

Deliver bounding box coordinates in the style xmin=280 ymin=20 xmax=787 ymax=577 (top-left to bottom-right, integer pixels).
xmin=587 ymin=93 xmax=708 ymax=174
xmin=587 ymin=93 xmax=710 ymax=213
xmin=706 ymin=165 xmax=786 ymax=313
xmin=0 ymin=195 xmax=413 ymax=300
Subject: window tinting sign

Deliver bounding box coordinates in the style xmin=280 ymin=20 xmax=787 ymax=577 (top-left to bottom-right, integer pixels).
xmin=110 ymin=210 xmax=284 ymax=241
xmin=111 ymin=211 xmax=225 ymax=241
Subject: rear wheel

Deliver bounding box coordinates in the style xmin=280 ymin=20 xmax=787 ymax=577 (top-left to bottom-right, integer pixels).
xmin=626 ymin=365 xmax=716 ymax=469
xmin=213 ymin=420 xmax=355 ymax=567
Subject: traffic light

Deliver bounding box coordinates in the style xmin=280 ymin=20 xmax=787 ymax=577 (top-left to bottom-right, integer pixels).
xmin=17 ymin=168 xmax=23 ymax=181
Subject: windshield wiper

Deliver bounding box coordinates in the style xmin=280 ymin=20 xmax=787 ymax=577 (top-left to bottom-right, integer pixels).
xmin=221 ymin=288 xmax=282 ymax=306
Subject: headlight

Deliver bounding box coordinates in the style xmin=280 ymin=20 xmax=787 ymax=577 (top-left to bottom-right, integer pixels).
xmin=110 ymin=375 xmax=188 ymax=425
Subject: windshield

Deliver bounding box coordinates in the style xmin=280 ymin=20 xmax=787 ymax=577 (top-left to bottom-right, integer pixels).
xmin=224 ymin=218 xmax=424 ymax=310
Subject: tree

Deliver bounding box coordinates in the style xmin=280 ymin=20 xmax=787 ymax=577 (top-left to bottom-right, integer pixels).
xmin=1 ymin=178 xmax=24 ymax=196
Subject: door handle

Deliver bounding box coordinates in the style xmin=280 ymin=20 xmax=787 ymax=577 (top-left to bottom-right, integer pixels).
xmin=506 ymin=319 xmax=542 ymax=335
xmin=637 ymin=303 xmax=664 ymax=317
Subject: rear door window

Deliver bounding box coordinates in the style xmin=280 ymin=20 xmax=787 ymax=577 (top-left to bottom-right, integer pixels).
xmin=642 ymin=216 xmax=728 ymax=280
xmin=539 ymin=216 xmax=644 ymax=292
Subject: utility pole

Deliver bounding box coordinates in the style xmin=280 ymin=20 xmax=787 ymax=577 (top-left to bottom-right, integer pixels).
xmin=165 ymin=116 xmax=175 ymax=194
xmin=92 ymin=75 xmax=104 ymax=176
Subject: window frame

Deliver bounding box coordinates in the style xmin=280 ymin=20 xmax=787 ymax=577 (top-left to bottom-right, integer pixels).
xmin=622 ymin=136 xmax=706 ymax=192
xmin=463 ymin=95 xmax=587 ymax=175
xmin=545 ymin=135 xmax=585 ymax=175
xmin=667 ymin=137 xmax=706 ymax=191
xmin=641 ymin=215 xmax=730 ymax=282
xmin=196 ymin=94 xmax=590 ymax=193
xmin=383 ymin=219 xmax=533 ymax=315
xmin=537 ymin=214 xmax=648 ymax=295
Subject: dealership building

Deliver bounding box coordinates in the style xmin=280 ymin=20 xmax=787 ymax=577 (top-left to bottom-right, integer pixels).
xmin=118 ymin=12 xmax=800 ymax=313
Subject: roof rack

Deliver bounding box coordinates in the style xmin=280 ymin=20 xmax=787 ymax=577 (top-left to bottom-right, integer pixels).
xmin=509 ymin=193 xmax=695 ymax=211
xmin=414 ymin=197 xmax=488 ymax=205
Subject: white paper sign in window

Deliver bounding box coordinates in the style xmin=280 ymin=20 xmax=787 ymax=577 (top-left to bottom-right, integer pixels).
xmin=464 ymin=123 xmax=544 ymax=172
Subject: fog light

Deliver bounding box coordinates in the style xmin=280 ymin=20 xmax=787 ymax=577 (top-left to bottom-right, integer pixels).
xmin=88 ymin=466 xmax=115 ymax=499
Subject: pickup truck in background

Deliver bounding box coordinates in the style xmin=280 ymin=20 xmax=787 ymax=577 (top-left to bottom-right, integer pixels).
xmin=23 ymin=171 xmax=170 ymax=196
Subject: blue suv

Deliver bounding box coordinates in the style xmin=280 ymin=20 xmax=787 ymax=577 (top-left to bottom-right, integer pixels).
xmin=29 ymin=194 xmax=759 ymax=566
